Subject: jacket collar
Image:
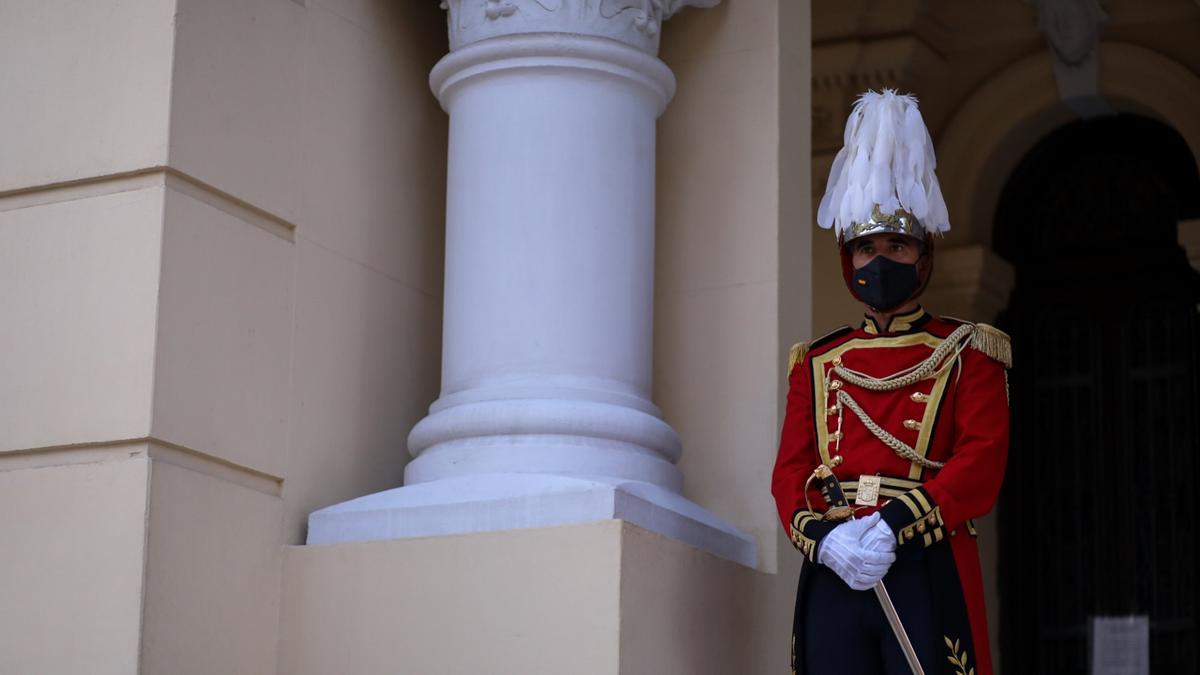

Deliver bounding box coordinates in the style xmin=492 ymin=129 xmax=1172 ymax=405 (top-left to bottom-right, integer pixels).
xmin=862 ymin=306 xmax=930 ymax=335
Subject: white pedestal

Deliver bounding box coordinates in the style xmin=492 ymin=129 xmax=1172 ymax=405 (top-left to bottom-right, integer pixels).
xmin=308 ymin=475 xmax=755 ymax=567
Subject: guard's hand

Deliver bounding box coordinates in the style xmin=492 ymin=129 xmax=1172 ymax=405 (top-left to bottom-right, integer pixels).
xmin=862 ymin=517 xmax=897 ymax=554
xmin=816 ymin=513 xmax=896 ymax=591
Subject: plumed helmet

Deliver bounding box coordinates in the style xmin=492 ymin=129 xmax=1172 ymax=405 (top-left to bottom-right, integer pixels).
xmin=817 ymin=90 xmax=950 ymax=244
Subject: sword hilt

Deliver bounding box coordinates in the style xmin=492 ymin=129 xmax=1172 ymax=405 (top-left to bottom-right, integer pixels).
xmin=812 ymin=461 xmax=853 ymax=522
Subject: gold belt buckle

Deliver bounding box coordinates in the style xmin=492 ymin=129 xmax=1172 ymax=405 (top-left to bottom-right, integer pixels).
xmin=855 ymin=474 xmax=881 ymax=507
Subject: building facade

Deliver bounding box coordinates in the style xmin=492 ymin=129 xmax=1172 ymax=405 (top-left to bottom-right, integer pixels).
xmin=1 ymin=0 xmax=1197 ymax=673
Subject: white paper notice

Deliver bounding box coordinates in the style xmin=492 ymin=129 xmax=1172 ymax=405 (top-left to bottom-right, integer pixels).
xmin=1089 ymin=615 xmax=1149 ymax=675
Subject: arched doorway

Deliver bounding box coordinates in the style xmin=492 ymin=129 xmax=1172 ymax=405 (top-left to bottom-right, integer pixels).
xmin=994 ymin=114 xmax=1200 ymax=671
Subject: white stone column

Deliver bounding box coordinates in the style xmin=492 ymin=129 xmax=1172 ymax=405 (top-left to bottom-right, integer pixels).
xmin=308 ymin=0 xmax=755 ymax=566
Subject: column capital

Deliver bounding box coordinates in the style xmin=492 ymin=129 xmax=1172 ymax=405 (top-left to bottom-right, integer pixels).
xmin=439 ymin=0 xmax=720 ymax=55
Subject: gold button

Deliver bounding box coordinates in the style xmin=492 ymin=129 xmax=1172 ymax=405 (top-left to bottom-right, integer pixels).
xmin=827 ymin=405 xmax=839 ymax=416
xmin=926 ymin=514 xmax=938 ymax=524
xmin=950 ymin=530 xmax=957 ymax=537
xmin=904 ymin=529 xmax=915 ymax=541
xmin=829 ymin=380 xmax=843 ymax=391
xmin=829 ymin=431 xmax=843 ymax=442
xmin=910 ymin=392 xmax=929 ymax=403
xmin=903 ymin=419 xmax=921 ymax=430
xmin=830 ymin=455 xmax=843 ymax=466
xmin=832 ymin=357 xmax=843 ymax=367
xmin=916 ymin=521 xmax=927 ymax=533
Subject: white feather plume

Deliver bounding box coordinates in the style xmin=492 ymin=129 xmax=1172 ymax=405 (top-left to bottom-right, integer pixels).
xmin=816 ymin=89 xmax=950 ymax=238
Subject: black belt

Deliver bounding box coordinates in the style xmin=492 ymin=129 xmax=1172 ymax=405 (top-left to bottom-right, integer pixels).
xmin=840 ymin=474 xmax=978 ymax=537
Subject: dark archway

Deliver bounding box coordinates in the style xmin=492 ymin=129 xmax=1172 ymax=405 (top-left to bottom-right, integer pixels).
xmin=994 ymin=114 xmax=1200 ymax=672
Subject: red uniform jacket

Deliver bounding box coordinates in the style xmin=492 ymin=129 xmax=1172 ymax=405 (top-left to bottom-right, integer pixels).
xmin=772 ymin=307 xmax=1009 ymax=675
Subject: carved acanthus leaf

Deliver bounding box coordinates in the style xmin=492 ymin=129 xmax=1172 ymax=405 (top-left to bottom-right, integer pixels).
xmin=440 ymin=0 xmax=720 ymax=53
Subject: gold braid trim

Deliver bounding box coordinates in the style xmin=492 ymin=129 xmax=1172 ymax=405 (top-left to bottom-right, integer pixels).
xmin=788 ymin=511 xmax=820 ymax=560
xmin=837 ymin=389 xmax=946 ymax=469
xmin=834 ymin=323 xmax=973 ymax=391
xmin=969 ymin=323 xmax=1012 ymax=369
xmin=787 ymin=341 xmax=808 ymax=377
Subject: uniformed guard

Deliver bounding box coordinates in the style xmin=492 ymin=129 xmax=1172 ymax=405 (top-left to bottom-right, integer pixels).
xmin=773 ymin=90 xmax=1010 ymax=675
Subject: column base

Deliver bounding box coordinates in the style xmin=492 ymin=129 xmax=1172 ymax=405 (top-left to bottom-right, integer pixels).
xmin=306 ymin=474 xmax=756 ymax=567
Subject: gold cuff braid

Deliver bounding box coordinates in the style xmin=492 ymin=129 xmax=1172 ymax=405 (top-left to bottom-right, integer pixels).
xmin=789 ymin=510 xmax=821 ymax=561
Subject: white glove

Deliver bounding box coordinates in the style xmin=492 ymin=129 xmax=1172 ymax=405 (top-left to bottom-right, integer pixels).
xmin=817 ymin=512 xmax=896 ymax=591
xmin=862 ymin=517 xmax=897 ymax=554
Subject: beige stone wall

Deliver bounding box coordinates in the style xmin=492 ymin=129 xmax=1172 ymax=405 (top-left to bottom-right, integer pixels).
xmin=648 ymin=0 xmax=820 ymax=651
xmin=656 ymin=0 xmax=811 ymax=575
xmin=0 ymin=180 xmax=165 ymax=449
xmin=281 ymin=523 xmax=623 ymax=675
xmin=0 ymin=1 xmax=175 ymax=190
xmin=163 ymin=0 xmax=449 ymax=546
xmin=619 ymin=525 xmax=803 ymax=674
xmin=0 ymin=456 xmax=150 ymax=674
xmin=140 ymin=457 xmax=284 ymax=674
xmin=282 ymin=521 xmax=805 ymax=675
xmin=0 ymin=1 xmax=447 ymax=672
xmin=0 ymin=1 xmax=170 ymax=668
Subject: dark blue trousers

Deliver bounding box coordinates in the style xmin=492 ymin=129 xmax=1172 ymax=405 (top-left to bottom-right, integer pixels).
xmin=801 ymin=552 xmax=939 ymax=674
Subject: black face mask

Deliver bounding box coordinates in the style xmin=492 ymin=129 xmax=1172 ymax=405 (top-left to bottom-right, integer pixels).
xmin=852 ymin=255 xmax=920 ymax=311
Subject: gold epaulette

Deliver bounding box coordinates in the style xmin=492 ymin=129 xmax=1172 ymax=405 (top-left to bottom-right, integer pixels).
xmin=969 ymin=323 xmax=1012 ymax=369
xmin=786 ymin=342 xmax=808 ymax=378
